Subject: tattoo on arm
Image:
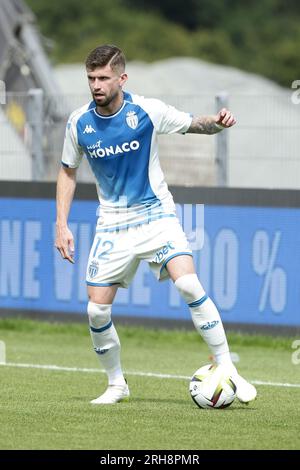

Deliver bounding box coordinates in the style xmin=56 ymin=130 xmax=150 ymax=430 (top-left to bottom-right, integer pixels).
xmin=187 ymin=116 xmax=223 ymax=135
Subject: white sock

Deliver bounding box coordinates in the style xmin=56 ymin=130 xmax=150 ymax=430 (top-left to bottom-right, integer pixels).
xmin=87 ymin=302 xmax=126 ymax=386
xmin=175 ymin=274 xmax=232 ymax=366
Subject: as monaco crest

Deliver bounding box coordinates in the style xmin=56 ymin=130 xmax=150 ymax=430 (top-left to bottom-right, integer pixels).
xmin=126 ymin=111 xmax=138 ymax=129
xmin=88 ymin=260 xmax=99 ymax=279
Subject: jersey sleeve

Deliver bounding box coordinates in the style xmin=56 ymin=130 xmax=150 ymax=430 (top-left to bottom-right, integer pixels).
xmin=61 ymin=114 xmax=84 ymax=168
xmin=133 ymin=96 xmax=192 ymax=135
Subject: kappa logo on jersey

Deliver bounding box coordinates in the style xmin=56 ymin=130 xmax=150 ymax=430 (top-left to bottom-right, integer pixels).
xmin=88 ymin=260 xmax=99 ymax=278
xmin=86 ymin=139 xmax=140 ymax=158
xmin=83 ymin=124 xmax=96 ymax=134
xmin=126 ymin=110 xmax=138 ymax=129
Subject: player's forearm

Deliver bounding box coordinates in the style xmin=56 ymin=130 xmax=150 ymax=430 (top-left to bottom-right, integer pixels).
xmin=187 ymin=116 xmax=223 ymax=135
xmin=56 ymin=166 xmax=77 ymax=227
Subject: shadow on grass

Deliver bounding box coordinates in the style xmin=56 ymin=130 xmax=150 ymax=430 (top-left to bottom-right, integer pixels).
xmin=71 ymin=396 xmax=258 ymax=411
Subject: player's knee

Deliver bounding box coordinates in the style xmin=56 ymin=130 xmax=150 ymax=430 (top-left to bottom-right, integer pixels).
xmin=175 ymin=273 xmax=206 ymax=304
xmin=87 ymin=301 xmax=112 ymax=328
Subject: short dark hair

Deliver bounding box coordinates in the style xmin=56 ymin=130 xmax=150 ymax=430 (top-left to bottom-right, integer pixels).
xmin=85 ymin=44 xmax=126 ymax=73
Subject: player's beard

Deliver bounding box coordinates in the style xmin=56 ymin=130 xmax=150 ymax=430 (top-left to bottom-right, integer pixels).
xmin=93 ymin=89 xmax=119 ymax=108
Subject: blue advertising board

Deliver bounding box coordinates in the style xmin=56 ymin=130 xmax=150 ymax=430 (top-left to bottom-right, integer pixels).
xmin=0 ymin=196 xmax=299 ymax=326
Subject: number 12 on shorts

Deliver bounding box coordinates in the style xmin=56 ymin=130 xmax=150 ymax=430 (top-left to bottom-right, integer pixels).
xmin=92 ymin=237 xmax=114 ymax=260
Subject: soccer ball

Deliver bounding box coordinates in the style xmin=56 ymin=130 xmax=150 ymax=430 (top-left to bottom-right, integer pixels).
xmin=189 ymin=364 xmax=237 ymax=409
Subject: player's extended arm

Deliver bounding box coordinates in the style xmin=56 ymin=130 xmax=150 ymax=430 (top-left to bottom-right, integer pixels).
xmin=187 ymin=107 xmax=236 ymax=134
xmin=55 ymin=166 xmax=77 ymax=263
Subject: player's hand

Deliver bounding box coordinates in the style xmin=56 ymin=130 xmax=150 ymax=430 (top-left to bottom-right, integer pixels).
xmin=55 ymin=225 xmax=75 ymax=264
xmin=215 ymin=108 xmax=236 ymax=128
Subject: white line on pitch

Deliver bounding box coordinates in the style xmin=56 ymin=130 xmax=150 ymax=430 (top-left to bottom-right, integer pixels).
xmin=1 ymin=362 xmax=300 ymax=388
xmin=2 ymin=362 xmax=189 ymax=380
xmin=251 ymin=380 xmax=300 ymax=388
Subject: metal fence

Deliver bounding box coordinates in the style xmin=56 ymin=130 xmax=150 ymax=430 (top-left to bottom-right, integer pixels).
xmin=0 ymin=89 xmax=299 ymax=188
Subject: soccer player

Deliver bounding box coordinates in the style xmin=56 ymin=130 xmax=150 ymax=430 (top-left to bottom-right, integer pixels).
xmin=55 ymin=44 xmax=257 ymax=405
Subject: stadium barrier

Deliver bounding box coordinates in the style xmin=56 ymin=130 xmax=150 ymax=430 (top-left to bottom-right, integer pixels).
xmin=1 ymin=90 xmax=300 ymax=190
xmin=0 ymin=182 xmax=300 ymax=333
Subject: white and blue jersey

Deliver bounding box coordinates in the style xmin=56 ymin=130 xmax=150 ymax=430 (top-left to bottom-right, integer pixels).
xmin=61 ymin=91 xmax=192 ymax=231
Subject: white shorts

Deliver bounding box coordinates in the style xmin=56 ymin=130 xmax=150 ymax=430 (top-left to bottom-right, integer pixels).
xmin=86 ymin=217 xmax=192 ymax=288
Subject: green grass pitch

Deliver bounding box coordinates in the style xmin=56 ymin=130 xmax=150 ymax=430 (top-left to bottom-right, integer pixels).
xmin=0 ymin=318 xmax=299 ymax=450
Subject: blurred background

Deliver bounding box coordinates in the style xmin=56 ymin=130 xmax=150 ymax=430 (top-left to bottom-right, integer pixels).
xmin=1 ymin=0 xmax=300 ymax=331
xmin=1 ymin=2 xmax=300 ymax=450
xmin=1 ymin=0 xmax=300 ymax=188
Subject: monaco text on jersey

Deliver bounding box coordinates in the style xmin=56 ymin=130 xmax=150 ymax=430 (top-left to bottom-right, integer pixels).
xmin=87 ymin=139 xmax=140 ymax=158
